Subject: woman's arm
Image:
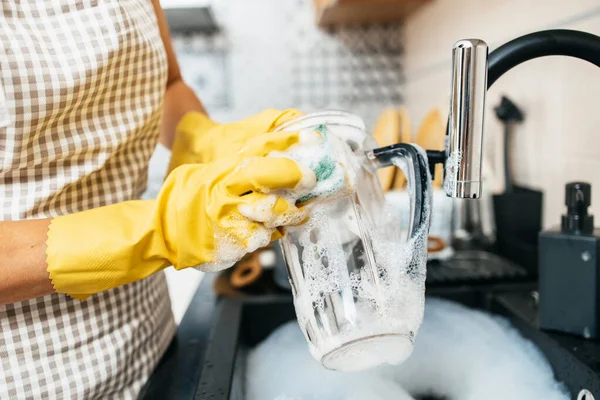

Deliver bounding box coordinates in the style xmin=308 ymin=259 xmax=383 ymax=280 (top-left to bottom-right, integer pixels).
xmin=152 ymin=0 xmax=208 ymax=150
xmin=0 ymin=219 xmax=55 ymax=305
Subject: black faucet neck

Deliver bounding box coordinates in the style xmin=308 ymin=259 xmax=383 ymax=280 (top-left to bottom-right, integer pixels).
xmin=488 ymin=29 xmax=600 ymax=89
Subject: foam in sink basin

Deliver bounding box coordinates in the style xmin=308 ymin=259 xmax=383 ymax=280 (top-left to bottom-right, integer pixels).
xmin=245 ymin=298 xmax=569 ymax=400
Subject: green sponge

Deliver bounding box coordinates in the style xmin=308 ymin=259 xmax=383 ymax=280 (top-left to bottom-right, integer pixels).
xmin=295 ymin=124 xmax=350 ymax=206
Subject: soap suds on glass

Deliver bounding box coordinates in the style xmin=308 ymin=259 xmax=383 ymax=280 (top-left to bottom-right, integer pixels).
xmin=283 ymin=141 xmax=430 ymax=371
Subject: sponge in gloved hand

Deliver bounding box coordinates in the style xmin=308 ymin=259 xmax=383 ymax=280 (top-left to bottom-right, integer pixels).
xmin=268 ymin=123 xmax=358 ymax=207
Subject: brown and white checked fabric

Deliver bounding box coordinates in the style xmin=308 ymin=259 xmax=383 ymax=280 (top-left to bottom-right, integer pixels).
xmin=0 ymin=1 xmax=176 ymax=398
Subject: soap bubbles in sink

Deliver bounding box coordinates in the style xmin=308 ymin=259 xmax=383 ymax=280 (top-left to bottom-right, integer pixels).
xmin=246 ymin=319 xmax=415 ymax=400
xmin=246 ymin=298 xmax=570 ymax=400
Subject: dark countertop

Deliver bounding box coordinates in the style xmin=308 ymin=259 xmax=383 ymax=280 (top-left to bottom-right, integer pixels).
xmin=493 ymin=292 xmax=600 ymax=397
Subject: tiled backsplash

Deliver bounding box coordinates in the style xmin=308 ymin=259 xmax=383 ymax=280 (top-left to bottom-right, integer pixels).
xmin=402 ymin=0 xmax=600 ymax=229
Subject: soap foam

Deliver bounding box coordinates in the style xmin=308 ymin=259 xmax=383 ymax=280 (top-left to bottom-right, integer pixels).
xmin=196 ymin=224 xmax=274 ymax=272
xmin=238 ymin=195 xmax=308 ymax=229
xmin=238 ymin=194 xmax=278 ymax=222
xmin=246 ymin=298 xmax=570 ymax=400
xmin=246 ymin=320 xmax=415 ymax=400
xmin=381 ymin=298 xmax=570 ymax=400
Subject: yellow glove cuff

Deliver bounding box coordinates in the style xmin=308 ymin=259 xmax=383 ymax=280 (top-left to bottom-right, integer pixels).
xmin=46 ymin=200 xmax=170 ymax=300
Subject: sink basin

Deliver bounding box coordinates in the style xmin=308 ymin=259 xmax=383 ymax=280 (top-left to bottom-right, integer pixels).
xmin=139 ymin=253 xmax=599 ymax=400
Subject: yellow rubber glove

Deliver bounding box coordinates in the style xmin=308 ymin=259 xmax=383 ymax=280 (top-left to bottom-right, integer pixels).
xmin=46 ymin=131 xmax=313 ymax=300
xmin=167 ymin=109 xmax=302 ymax=174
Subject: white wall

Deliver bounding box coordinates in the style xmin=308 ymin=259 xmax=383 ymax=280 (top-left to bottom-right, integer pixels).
xmin=402 ymin=0 xmax=600 ymax=228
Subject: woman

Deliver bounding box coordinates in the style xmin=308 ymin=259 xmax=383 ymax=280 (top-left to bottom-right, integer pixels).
xmin=0 ymin=1 xmax=309 ymax=398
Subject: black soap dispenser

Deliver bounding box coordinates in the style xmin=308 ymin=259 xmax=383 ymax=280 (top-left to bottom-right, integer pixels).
xmin=539 ymin=182 xmax=600 ymax=339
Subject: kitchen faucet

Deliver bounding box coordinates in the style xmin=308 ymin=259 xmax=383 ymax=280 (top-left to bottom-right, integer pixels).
xmin=441 ymin=29 xmax=600 ymax=199
xmin=370 ymin=29 xmax=600 ymax=252
xmin=374 ymin=30 xmax=600 ymax=198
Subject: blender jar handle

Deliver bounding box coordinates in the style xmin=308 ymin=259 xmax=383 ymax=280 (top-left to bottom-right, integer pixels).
xmin=367 ymin=143 xmax=432 ymax=239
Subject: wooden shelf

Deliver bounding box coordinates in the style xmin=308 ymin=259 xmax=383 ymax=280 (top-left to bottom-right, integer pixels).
xmin=314 ymin=0 xmax=431 ymax=28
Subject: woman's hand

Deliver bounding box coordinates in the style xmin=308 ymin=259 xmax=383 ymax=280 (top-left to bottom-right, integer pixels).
xmin=46 ymin=130 xmax=314 ymax=300
xmin=167 ymin=109 xmax=303 ymax=174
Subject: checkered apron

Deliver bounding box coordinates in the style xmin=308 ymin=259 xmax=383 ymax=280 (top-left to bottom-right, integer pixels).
xmin=0 ymin=1 xmax=176 ymax=398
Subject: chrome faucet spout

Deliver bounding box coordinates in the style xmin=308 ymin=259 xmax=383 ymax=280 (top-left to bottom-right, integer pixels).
xmin=445 ymin=39 xmax=488 ymax=199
